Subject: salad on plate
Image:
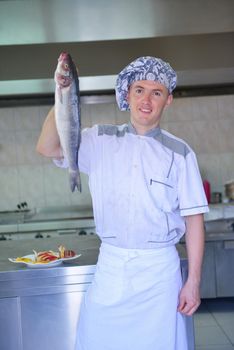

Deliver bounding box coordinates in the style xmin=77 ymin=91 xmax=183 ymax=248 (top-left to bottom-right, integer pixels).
xmin=8 ymin=245 xmax=81 ymax=268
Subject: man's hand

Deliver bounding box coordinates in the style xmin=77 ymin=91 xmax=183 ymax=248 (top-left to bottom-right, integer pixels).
xmin=177 ymin=280 xmax=201 ymax=316
xmin=178 ymin=214 xmax=205 ymax=316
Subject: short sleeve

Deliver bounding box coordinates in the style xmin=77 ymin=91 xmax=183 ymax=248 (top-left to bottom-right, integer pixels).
xmin=53 ymin=157 xmax=68 ymax=168
xmin=53 ymin=126 xmax=97 ymax=175
xmin=78 ymin=127 xmax=95 ymax=174
xmin=177 ymin=150 xmax=209 ymax=216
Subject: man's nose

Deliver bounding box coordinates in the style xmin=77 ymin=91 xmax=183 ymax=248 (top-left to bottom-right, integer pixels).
xmin=142 ymin=92 xmax=151 ymax=103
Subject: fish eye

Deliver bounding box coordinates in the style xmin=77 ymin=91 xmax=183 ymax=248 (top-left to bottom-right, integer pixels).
xmin=64 ymin=63 xmax=69 ymax=69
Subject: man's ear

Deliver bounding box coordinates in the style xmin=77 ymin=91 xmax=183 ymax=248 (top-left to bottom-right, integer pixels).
xmin=126 ymin=91 xmax=130 ymax=103
xmin=166 ymin=94 xmax=173 ymax=107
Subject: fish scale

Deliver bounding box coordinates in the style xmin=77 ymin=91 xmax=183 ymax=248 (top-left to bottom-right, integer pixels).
xmin=54 ymin=52 xmax=81 ymax=192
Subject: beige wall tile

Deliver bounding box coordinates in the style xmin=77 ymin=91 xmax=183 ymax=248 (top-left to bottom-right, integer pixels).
xmin=17 ymin=165 xmax=45 ymax=208
xmin=45 ymin=194 xmax=72 ymax=207
xmin=14 ymin=106 xmax=40 ymax=131
xmin=167 ymin=119 xmax=220 ymax=154
xmin=219 ymin=153 xmax=234 ymax=186
xmin=164 ymin=97 xmax=194 ymax=122
xmin=89 ymin=103 xmax=116 ymax=125
xmin=0 ymin=166 xmax=20 ymax=210
xmin=197 ymin=154 xmax=222 ymax=193
xmin=217 ymin=95 xmax=234 ymax=120
xmin=191 ymin=96 xmax=219 ymax=121
xmin=0 ymin=107 xmax=16 ymax=131
xmin=115 ymin=105 xmax=129 ymax=125
xmin=191 ymin=120 xmax=220 ymax=154
xmin=0 ymin=131 xmax=17 ymax=166
xmin=15 ymin=130 xmax=43 ymax=165
xmin=43 ymin=164 xmax=72 ymax=206
xmin=216 ymin=118 xmax=234 ymax=153
xmin=81 ymin=104 xmax=92 ymax=128
xmin=38 ymin=105 xmax=52 ymax=129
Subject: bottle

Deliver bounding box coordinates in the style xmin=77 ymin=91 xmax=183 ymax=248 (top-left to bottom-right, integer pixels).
xmin=203 ymin=179 xmax=211 ymax=204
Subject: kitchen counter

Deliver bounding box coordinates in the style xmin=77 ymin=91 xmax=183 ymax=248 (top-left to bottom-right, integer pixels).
xmin=0 ymin=205 xmax=95 ymax=237
xmin=0 ymin=235 xmax=100 ymax=350
xmin=0 ymin=234 xmax=100 ymax=274
xmin=0 ymin=235 xmax=187 ymax=295
xmin=0 ymin=234 xmax=187 ymax=274
xmin=0 ymin=235 xmax=193 ymax=350
xmin=204 ymin=202 xmax=234 ymax=221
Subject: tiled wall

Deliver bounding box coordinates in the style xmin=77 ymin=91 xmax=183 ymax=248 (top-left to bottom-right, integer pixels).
xmin=0 ymin=94 xmax=233 ymax=211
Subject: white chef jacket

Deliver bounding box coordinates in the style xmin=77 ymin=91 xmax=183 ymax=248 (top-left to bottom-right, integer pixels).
xmin=55 ymin=122 xmax=209 ymax=249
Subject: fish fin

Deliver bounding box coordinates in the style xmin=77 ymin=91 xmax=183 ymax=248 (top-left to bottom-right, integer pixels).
xmin=69 ymin=170 xmax=82 ymax=192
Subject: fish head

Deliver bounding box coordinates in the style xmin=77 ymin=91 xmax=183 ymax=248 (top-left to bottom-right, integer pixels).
xmin=55 ymin=52 xmax=76 ymax=88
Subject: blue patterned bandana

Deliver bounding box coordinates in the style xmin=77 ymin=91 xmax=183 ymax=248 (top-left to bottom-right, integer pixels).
xmin=115 ymin=56 xmax=177 ymax=111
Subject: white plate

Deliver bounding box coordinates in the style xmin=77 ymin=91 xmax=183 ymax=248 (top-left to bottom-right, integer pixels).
xmin=8 ymin=254 xmax=82 ymax=269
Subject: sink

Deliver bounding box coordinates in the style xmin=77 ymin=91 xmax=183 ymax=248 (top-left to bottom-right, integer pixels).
xmin=23 ymin=209 xmax=36 ymax=222
xmin=0 ymin=210 xmax=36 ymax=225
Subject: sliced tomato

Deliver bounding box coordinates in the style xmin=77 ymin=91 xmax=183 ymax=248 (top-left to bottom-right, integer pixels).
xmin=64 ymin=250 xmax=76 ymax=258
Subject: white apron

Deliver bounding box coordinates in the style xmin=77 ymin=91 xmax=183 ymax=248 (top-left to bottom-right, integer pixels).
xmin=75 ymin=243 xmax=188 ymax=350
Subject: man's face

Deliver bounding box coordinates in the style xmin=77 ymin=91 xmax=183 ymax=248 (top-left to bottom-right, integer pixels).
xmin=127 ymin=80 xmax=173 ymax=134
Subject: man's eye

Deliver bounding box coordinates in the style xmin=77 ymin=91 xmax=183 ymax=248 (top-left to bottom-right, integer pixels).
xmin=153 ymin=91 xmax=161 ymax=96
xmin=135 ymin=89 xmax=142 ymax=94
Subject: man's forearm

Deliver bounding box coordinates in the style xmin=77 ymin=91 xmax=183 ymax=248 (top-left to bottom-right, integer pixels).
xmin=185 ymin=214 xmax=205 ymax=285
xmin=36 ymin=106 xmax=62 ymax=158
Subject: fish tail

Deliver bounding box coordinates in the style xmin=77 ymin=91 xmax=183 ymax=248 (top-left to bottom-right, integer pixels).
xmin=69 ymin=170 xmax=82 ymax=192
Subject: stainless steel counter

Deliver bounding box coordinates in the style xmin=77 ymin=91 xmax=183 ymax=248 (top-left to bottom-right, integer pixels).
xmin=0 ymin=235 xmax=100 ymax=274
xmin=0 ymin=234 xmax=186 ymax=290
xmin=0 ymin=236 xmax=194 ymax=350
xmin=0 ymin=235 xmax=99 ymax=350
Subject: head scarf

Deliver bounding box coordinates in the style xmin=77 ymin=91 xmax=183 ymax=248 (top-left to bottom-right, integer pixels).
xmin=115 ymin=56 xmax=177 ymax=111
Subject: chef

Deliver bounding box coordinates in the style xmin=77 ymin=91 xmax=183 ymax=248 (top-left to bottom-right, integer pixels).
xmin=37 ymin=56 xmax=209 ymax=350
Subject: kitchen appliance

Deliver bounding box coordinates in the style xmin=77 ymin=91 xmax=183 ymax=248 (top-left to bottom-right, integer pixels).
xmin=203 ymin=179 xmax=211 ymax=203
xmin=225 ymin=181 xmax=234 ymax=201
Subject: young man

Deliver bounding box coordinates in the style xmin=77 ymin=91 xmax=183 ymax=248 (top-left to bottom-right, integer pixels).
xmin=37 ymin=56 xmax=208 ymax=350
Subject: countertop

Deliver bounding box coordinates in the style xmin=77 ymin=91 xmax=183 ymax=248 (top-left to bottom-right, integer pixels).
xmin=0 ymin=235 xmax=187 ymax=298
xmin=0 ymin=235 xmax=187 ymax=273
xmin=0 ymin=206 xmax=95 ymax=234
xmin=204 ymin=203 xmax=234 ymax=221
xmin=0 ymin=235 xmax=101 ymax=298
xmin=0 ymin=234 xmax=101 ymax=273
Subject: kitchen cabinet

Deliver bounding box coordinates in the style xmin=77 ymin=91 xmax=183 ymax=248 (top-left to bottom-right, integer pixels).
xmin=181 ymin=235 xmax=234 ymax=298
xmin=0 ymin=292 xmax=87 ymax=350
xmin=0 ymin=237 xmax=97 ymax=350
xmin=200 ymin=242 xmax=217 ymax=298
xmin=21 ymin=292 xmax=86 ymax=350
xmin=215 ymin=240 xmax=234 ymax=297
xmin=0 ymin=298 xmax=21 ymax=350
xmin=0 ymin=289 xmax=90 ymax=350
xmin=180 ymin=241 xmax=217 ymax=299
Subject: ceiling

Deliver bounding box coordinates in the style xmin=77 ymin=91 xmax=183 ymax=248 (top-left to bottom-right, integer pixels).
xmin=0 ymin=0 xmax=234 ymax=97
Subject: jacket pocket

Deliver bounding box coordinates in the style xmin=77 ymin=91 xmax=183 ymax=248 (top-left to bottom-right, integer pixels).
xmin=149 ymin=176 xmax=176 ymax=211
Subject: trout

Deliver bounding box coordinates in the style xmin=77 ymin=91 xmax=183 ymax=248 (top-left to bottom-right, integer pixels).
xmin=54 ymin=52 xmax=81 ymax=192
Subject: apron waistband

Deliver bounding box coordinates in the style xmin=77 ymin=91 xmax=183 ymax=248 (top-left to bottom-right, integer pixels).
xmin=100 ymin=242 xmax=178 ymax=262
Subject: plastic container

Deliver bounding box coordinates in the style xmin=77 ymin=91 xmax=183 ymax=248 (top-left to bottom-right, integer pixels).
xmin=203 ymin=179 xmax=211 ymax=204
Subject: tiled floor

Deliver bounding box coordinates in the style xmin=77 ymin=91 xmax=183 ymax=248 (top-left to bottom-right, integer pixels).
xmin=194 ymin=297 xmax=234 ymax=350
